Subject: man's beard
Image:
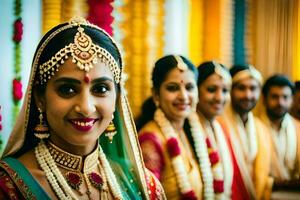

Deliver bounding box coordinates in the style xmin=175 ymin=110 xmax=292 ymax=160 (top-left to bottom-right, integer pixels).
xmin=266 ymin=106 xmax=287 ymax=121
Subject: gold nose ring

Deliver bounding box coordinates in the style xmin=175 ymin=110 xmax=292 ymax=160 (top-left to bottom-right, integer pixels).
xmin=75 ymin=105 xmax=81 ymax=112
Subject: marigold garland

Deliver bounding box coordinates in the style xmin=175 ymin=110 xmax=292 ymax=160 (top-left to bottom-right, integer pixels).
xmin=12 ymin=0 xmax=23 ymax=123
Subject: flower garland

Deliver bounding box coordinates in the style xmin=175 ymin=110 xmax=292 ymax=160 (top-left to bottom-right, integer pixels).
xmin=0 ymin=106 xmax=2 ymax=132
xmin=0 ymin=106 xmax=3 ymax=152
xmin=188 ymin=113 xmax=225 ymax=199
xmin=154 ymin=109 xmax=197 ymax=199
xmin=35 ymin=141 xmax=123 ymax=199
xmin=12 ymin=0 xmax=23 ymax=122
xmin=154 ymin=109 xmax=224 ymax=200
xmin=87 ymin=0 xmax=114 ymax=36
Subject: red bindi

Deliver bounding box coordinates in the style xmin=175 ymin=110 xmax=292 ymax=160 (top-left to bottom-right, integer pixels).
xmin=84 ymin=73 xmax=90 ymax=83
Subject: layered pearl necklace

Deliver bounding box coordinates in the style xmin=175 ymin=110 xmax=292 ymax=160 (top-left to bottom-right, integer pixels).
xmin=35 ymin=141 xmax=123 ymax=199
xmin=154 ymin=109 xmax=224 ymax=200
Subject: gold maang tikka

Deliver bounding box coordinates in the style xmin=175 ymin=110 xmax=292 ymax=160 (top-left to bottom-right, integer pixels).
xmin=174 ymin=55 xmax=188 ymax=71
xmin=38 ymin=26 xmax=121 ymax=84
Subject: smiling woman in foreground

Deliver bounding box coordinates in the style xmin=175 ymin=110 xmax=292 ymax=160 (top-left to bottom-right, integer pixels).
xmin=0 ymin=18 xmax=165 ymax=200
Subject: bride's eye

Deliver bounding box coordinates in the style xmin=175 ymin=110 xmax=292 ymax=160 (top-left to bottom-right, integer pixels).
xmin=56 ymin=84 xmax=77 ymax=98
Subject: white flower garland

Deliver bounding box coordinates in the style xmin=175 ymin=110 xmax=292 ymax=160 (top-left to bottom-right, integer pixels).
xmin=35 ymin=141 xmax=123 ymax=200
xmin=154 ymin=109 xmax=193 ymax=194
xmin=154 ymin=109 xmax=218 ymax=199
xmin=188 ymin=112 xmax=215 ymax=200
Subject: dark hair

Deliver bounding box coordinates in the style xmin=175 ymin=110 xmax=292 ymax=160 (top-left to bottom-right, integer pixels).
xmin=197 ymin=61 xmax=228 ymax=85
xmin=295 ymin=81 xmax=300 ymax=90
xmin=136 ymin=55 xmax=198 ymax=131
xmin=262 ymin=74 xmax=295 ymax=97
xmin=229 ymin=64 xmax=250 ymax=77
xmin=16 ymin=22 xmax=121 ymax=157
xmin=152 ymin=55 xmax=198 ymax=91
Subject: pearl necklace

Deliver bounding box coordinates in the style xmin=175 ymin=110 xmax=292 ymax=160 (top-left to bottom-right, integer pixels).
xmin=35 ymin=141 xmax=123 ymax=199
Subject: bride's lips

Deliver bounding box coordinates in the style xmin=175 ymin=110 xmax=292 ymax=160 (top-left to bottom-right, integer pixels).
xmin=69 ymin=118 xmax=97 ymax=132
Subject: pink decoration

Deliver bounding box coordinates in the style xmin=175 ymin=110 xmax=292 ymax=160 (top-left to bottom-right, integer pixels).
xmin=13 ymin=19 xmax=23 ymax=42
xmin=13 ymin=79 xmax=23 ymax=101
xmin=209 ymin=151 xmax=220 ymax=166
xmin=205 ymin=137 xmax=212 ymax=148
xmin=87 ymin=0 xmax=114 ymax=36
xmin=182 ymin=190 xmax=197 ymax=200
xmin=213 ymin=179 xmax=224 ymax=193
xmin=166 ymin=137 xmax=181 ymax=157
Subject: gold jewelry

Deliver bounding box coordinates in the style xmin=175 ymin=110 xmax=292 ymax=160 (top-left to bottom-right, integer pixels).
xmin=105 ymin=121 xmax=117 ymax=143
xmin=39 ymin=26 xmax=120 ymax=84
xmin=47 ymin=141 xmax=105 ymax=193
xmin=174 ymin=55 xmax=188 ymax=71
xmin=36 ymin=17 xmax=122 ymax=85
xmin=34 ymin=108 xmax=50 ymax=139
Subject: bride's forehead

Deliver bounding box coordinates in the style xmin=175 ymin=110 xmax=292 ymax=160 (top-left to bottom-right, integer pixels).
xmin=53 ymin=59 xmax=114 ymax=78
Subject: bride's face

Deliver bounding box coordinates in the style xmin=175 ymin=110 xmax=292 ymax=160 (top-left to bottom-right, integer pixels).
xmin=36 ymin=58 xmax=116 ymax=151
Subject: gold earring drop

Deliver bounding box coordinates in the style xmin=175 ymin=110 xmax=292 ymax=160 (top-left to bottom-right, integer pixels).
xmin=105 ymin=114 xmax=116 ymax=143
xmin=34 ymin=108 xmax=50 ymax=140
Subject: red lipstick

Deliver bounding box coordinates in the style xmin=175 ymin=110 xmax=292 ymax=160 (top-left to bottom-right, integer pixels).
xmin=70 ymin=118 xmax=97 ymax=132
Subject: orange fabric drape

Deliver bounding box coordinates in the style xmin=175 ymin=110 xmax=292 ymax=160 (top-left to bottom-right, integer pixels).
xmin=203 ymin=0 xmax=221 ymax=62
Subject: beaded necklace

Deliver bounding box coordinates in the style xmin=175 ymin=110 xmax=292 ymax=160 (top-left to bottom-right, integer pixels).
xmin=35 ymin=141 xmax=123 ymax=199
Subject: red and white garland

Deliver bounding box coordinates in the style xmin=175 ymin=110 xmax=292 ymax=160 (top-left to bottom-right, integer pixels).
xmin=12 ymin=0 xmax=23 ymax=122
xmin=154 ymin=109 xmax=224 ymax=200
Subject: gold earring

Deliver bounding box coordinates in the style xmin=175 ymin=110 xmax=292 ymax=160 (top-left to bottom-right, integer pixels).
xmin=154 ymin=101 xmax=159 ymax=108
xmin=105 ymin=121 xmax=117 ymax=143
xmin=34 ymin=108 xmax=50 ymax=140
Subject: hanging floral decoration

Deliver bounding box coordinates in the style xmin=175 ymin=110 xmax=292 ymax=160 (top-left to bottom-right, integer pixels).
xmin=12 ymin=0 xmax=23 ymax=122
xmin=87 ymin=0 xmax=114 ymax=36
xmin=0 ymin=105 xmax=2 ymax=152
xmin=0 ymin=106 xmax=2 ymax=131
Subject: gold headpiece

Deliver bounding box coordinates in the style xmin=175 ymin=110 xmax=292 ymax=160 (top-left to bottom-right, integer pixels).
xmin=174 ymin=55 xmax=188 ymax=71
xmin=38 ymin=18 xmax=121 ymax=84
xmin=212 ymin=61 xmax=232 ymax=85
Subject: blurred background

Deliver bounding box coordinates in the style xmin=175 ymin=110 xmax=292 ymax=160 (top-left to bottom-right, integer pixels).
xmin=0 ymin=0 xmax=299 ymax=151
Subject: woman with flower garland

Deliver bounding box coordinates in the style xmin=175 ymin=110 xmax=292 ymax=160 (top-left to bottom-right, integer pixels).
xmin=137 ymin=55 xmax=220 ymax=199
xmin=196 ymin=61 xmax=249 ymax=200
xmin=0 ymin=18 xmax=165 ymax=200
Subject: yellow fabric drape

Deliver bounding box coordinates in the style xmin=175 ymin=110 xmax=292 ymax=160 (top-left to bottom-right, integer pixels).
xmin=220 ymin=0 xmax=233 ymax=67
xmin=119 ymin=0 xmax=164 ymax=117
xmin=252 ymin=0 xmax=296 ymax=79
xmin=188 ymin=0 xmax=203 ymax=66
xmin=42 ymin=0 xmax=61 ymax=35
xmin=203 ymin=0 xmax=221 ymax=62
xmin=61 ymin=0 xmax=88 ymax=22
